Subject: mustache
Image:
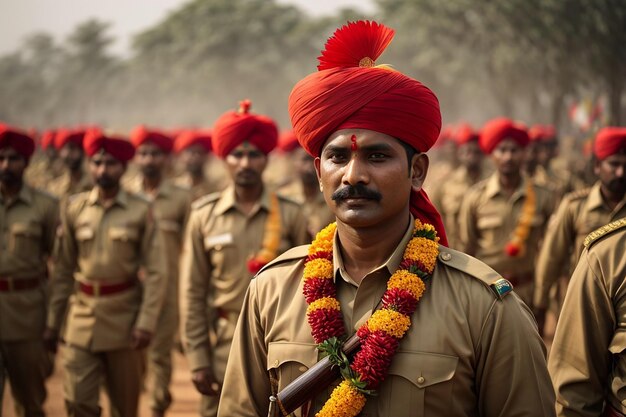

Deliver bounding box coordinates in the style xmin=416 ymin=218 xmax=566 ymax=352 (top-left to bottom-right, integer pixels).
xmin=331 ymin=184 xmax=382 ymax=202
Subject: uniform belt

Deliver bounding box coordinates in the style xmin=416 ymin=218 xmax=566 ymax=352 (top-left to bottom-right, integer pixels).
xmin=505 ymin=273 xmax=534 ymax=287
xmin=0 ymin=276 xmax=43 ymax=292
xmin=78 ymin=280 xmax=136 ymax=296
xmin=605 ymin=404 xmax=626 ymax=417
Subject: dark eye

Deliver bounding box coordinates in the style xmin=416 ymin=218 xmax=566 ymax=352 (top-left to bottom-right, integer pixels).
xmin=328 ymin=153 xmax=347 ymax=163
xmin=369 ymin=152 xmax=388 ymax=160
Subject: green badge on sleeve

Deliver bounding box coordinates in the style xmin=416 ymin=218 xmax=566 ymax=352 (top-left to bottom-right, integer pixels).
xmin=490 ymin=278 xmax=513 ymax=299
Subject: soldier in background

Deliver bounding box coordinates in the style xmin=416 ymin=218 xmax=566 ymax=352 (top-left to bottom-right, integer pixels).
xmin=458 ymin=118 xmax=556 ymax=304
xmin=173 ymin=130 xmax=227 ymax=201
xmin=1 ymin=124 xmax=58 ymax=417
xmin=179 ymin=100 xmax=308 ymax=417
xmin=45 ymin=129 xmax=166 ymax=417
xmin=127 ymin=125 xmax=191 ymax=417
xmin=533 ymin=127 xmax=626 ymax=334
xmin=276 ymin=130 xmax=334 ymax=237
xmin=430 ymin=123 xmax=486 ymax=249
xmin=549 ymin=217 xmax=626 ymax=417
xmin=48 ymin=128 xmax=92 ymax=200
xmin=25 ymin=129 xmax=64 ymax=190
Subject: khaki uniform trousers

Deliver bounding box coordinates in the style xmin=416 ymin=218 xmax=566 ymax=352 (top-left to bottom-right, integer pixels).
xmin=201 ymin=316 xmax=237 ymax=417
xmin=0 ymin=340 xmax=50 ymax=417
xmin=62 ymin=345 xmax=142 ymax=417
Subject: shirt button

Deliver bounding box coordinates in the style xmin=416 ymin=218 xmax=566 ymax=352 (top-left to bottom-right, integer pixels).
xmin=298 ymin=365 xmax=307 ymax=372
xmin=417 ymin=376 xmax=425 ymax=384
xmin=273 ymin=360 xmax=279 ymax=367
xmin=440 ymin=252 xmax=452 ymax=261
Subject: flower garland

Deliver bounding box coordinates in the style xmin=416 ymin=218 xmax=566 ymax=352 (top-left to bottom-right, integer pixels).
xmin=247 ymin=192 xmax=282 ymax=273
xmin=303 ymin=219 xmax=439 ymax=417
xmin=504 ymin=179 xmax=536 ymax=257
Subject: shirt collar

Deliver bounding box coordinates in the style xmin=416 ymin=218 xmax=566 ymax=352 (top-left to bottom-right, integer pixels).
xmin=213 ymin=184 xmax=271 ymax=216
xmin=86 ymin=187 xmax=129 ymax=208
xmin=586 ymin=180 xmax=626 ymax=211
xmin=484 ymin=172 xmax=528 ymax=200
xmin=333 ymin=215 xmax=415 ymax=285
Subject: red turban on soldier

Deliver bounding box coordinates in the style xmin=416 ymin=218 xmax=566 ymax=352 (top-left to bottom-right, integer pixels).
xmin=174 ymin=130 xmax=212 ymax=153
xmin=528 ymin=125 xmax=556 ymax=143
xmin=54 ymin=128 xmax=86 ymax=150
xmin=278 ymin=130 xmax=300 ymax=153
xmin=479 ymin=118 xmax=529 ymax=154
xmin=0 ymin=123 xmax=35 ymax=160
xmin=84 ymin=128 xmax=135 ymax=163
xmin=41 ymin=130 xmax=56 ymax=150
xmin=594 ymin=127 xmax=626 ymax=160
xmin=288 ymin=20 xmax=448 ymax=245
xmin=454 ymin=123 xmax=479 ymax=146
xmin=130 ymin=125 xmax=173 ymax=154
xmin=212 ymin=100 xmax=278 ymax=158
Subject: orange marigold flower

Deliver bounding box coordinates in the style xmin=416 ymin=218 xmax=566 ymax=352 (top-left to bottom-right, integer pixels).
xmin=387 ymin=270 xmax=425 ymax=300
xmin=315 ymin=380 xmax=366 ymax=417
xmin=403 ymin=237 xmax=439 ymax=272
xmin=307 ymin=297 xmax=341 ymax=314
xmin=367 ymin=309 xmax=411 ymax=338
xmin=303 ymin=258 xmax=333 ymax=280
xmin=309 ymin=223 xmax=336 ymax=255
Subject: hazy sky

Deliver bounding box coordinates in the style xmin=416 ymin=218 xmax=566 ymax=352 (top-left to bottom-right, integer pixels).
xmin=0 ymin=0 xmax=376 ymax=56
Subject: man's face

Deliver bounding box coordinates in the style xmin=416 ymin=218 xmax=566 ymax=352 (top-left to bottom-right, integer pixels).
xmin=293 ymin=147 xmax=317 ymax=186
xmin=595 ymin=152 xmax=626 ymax=196
xmin=315 ymin=129 xmax=420 ymax=228
xmin=491 ymin=138 xmax=526 ymax=176
xmin=0 ymin=147 xmax=27 ymax=187
xmin=180 ymin=144 xmax=208 ymax=176
xmin=89 ymin=152 xmax=126 ymax=190
xmin=537 ymin=140 xmax=558 ymax=167
xmin=457 ymin=141 xmax=483 ymax=171
xmin=135 ymin=142 xmax=167 ymax=178
xmin=224 ymin=141 xmax=267 ymax=187
xmin=59 ymin=142 xmax=84 ymax=172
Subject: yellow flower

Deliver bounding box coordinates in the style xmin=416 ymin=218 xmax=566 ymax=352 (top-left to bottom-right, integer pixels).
xmin=403 ymin=237 xmax=439 ymax=273
xmin=315 ymin=380 xmax=367 ymax=417
xmin=303 ymin=258 xmax=333 ymax=280
xmin=309 ymin=223 xmax=336 ymax=255
xmin=388 ymin=270 xmax=426 ymax=300
xmin=367 ymin=309 xmax=411 ymax=338
xmin=307 ymin=297 xmax=341 ymax=314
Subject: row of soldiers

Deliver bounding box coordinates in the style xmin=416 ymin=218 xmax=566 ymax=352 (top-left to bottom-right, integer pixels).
xmin=1 ymin=106 xmax=625 ymax=417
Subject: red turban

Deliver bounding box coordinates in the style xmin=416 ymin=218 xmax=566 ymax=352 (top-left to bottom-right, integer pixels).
xmin=41 ymin=130 xmax=56 ymax=150
xmin=83 ymin=129 xmax=135 ymax=163
xmin=594 ymin=127 xmax=626 ymax=160
xmin=479 ymin=118 xmax=529 ymax=154
xmin=130 ymin=125 xmax=173 ymax=154
xmin=0 ymin=124 xmax=35 ymax=160
xmin=288 ymin=20 xmax=448 ymax=245
xmin=528 ymin=125 xmax=556 ymax=142
xmin=54 ymin=128 xmax=86 ymax=150
xmin=212 ymin=100 xmax=278 ymax=158
xmin=278 ymin=130 xmax=300 ymax=153
xmin=454 ymin=123 xmax=479 ymax=145
xmin=173 ymin=130 xmax=212 ymax=153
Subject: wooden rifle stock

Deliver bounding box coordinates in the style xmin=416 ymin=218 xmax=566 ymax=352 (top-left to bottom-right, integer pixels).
xmin=271 ymin=334 xmax=361 ymax=416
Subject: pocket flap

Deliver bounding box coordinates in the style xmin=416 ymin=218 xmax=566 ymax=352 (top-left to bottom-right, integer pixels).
xmin=267 ymin=342 xmax=318 ymax=371
xmin=159 ymin=220 xmax=181 ymax=233
xmin=11 ymin=222 xmax=42 ymax=237
xmin=477 ymin=216 xmax=502 ymax=229
xmin=109 ymin=226 xmax=139 ymax=242
xmin=609 ymin=329 xmax=626 ymax=354
xmin=76 ymin=226 xmax=95 ymax=241
xmin=388 ymin=351 xmax=458 ymax=388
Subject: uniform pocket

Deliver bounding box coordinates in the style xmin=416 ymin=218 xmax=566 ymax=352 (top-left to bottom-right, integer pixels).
xmin=266 ymin=342 xmax=318 ymax=392
xmin=109 ymin=226 xmax=140 ymax=259
xmin=10 ymin=222 xmax=43 ymax=258
xmin=378 ymin=351 xmax=458 ymax=417
xmin=76 ymin=225 xmax=95 ymax=257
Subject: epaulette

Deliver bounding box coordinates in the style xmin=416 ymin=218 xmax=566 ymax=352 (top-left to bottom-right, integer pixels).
xmin=255 ymin=245 xmax=310 ymax=276
xmin=437 ymin=246 xmax=513 ymax=300
xmin=584 ymin=217 xmax=626 ymax=249
xmin=191 ymin=192 xmax=221 ymax=210
xmin=563 ymin=187 xmax=591 ymax=202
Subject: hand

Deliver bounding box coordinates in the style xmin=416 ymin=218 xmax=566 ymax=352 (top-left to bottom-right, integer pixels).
xmin=131 ymin=328 xmax=152 ymax=350
xmin=192 ymin=367 xmax=221 ymax=396
xmin=532 ymin=307 xmax=547 ymax=337
xmin=42 ymin=327 xmax=59 ymax=353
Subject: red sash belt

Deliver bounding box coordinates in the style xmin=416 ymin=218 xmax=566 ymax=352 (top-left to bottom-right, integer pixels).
xmin=0 ymin=276 xmax=42 ymax=292
xmin=78 ymin=280 xmax=136 ymax=296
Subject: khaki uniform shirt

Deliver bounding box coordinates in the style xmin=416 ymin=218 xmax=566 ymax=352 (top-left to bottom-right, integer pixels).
xmin=179 ymin=185 xmax=309 ymax=371
xmin=533 ymin=182 xmax=626 ymax=308
xmin=0 ymin=185 xmax=58 ymax=341
xmin=218 ymin=218 xmax=555 ymax=417
xmin=548 ymin=218 xmax=626 ymax=416
xmin=277 ymin=180 xmax=335 ymax=237
xmin=24 ymin=155 xmax=64 ymax=190
xmin=48 ymin=170 xmax=93 ymax=199
xmin=173 ymin=173 xmax=226 ymax=202
xmin=458 ymin=173 xmax=556 ymax=278
xmin=47 ymin=188 xmax=166 ymax=351
xmin=430 ymin=167 xmax=486 ymax=250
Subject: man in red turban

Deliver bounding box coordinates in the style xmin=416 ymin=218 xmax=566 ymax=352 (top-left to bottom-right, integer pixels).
xmin=179 ymin=101 xmax=308 ymax=417
xmin=0 ymin=124 xmax=58 ymax=417
xmin=45 ymin=127 xmax=166 ymax=417
xmin=48 ymin=128 xmax=92 ymax=198
xmin=219 ymin=21 xmax=555 ymax=417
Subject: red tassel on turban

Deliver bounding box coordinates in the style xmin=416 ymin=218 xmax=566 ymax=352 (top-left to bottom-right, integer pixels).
xmin=288 ymin=20 xmax=448 ymax=245
xmin=0 ymin=123 xmax=35 ymax=160
xmin=594 ymin=127 xmax=626 ymax=160
xmin=479 ymin=117 xmax=529 ymax=154
xmin=130 ymin=125 xmax=173 ymax=154
xmin=212 ymin=100 xmax=278 ymax=158
xmin=174 ymin=130 xmax=212 ymax=153
xmin=84 ymin=128 xmax=135 ymax=163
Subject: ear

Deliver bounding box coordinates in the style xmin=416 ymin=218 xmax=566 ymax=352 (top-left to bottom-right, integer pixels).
xmin=314 ymin=157 xmax=323 ymax=192
xmin=410 ymin=153 xmax=429 ymax=191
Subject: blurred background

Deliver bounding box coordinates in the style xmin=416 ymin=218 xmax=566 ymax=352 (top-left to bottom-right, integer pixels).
xmin=0 ymin=0 xmax=624 ymax=133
